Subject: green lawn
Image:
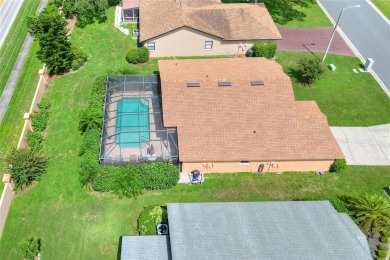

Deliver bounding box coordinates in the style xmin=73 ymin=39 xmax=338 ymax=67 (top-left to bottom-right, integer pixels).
xmin=275 ymin=51 xmax=390 ymax=126
xmin=0 ymin=0 xmax=41 ymax=96
xmin=372 ymin=0 xmax=390 ymax=19
xmin=0 ymin=41 xmax=42 ymax=192
xmin=1 ymin=7 xmax=390 ymax=259
xmin=222 ymin=0 xmax=332 ymax=28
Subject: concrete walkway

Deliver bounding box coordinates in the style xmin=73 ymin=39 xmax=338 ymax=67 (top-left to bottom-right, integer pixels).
xmin=277 ymin=27 xmax=355 ymax=56
xmin=0 ymin=0 xmax=47 ymax=124
xmin=330 ymin=124 xmax=390 ymax=165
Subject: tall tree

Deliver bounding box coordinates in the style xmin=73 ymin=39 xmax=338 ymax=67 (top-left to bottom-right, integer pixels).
xmin=347 ymin=194 xmax=390 ymax=237
xmin=28 ymin=4 xmax=73 ymax=74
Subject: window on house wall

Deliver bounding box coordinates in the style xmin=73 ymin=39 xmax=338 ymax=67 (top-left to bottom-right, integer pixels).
xmin=239 ymin=161 xmax=250 ymax=165
xmin=204 ymin=41 xmax=213 ymax=50
xmin=147 ymin=42 xmax=155 ymax=51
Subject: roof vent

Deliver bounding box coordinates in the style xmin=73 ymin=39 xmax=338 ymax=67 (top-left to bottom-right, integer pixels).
xmin=157 ymin=224 xmax=169 ymax=235
xmin=187 ymin=82 xmax=200 ymax=87
xmin=251 ymin=81 xmax=264 ymax=86
xmin=218 ymin=81 xmax=231 ymax=87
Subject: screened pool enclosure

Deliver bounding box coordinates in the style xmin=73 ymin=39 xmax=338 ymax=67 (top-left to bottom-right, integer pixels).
xmin=100 ymin=75 xmax=179 ymax=165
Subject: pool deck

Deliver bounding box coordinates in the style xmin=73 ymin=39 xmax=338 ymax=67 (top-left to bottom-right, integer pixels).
xmin=101 ymin=90 xmax=178 ymax=163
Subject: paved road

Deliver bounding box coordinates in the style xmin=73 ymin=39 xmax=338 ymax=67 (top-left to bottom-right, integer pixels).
xmin=0 ymin=0 xmax=47 ymax=123
xmin=331 ymin=124 xmax=390 ymax=165
xmin=278 ymin=27 xmax=354 ymax=56
xmin=0 ymin=0 xmax=23 ymax=48
xmin=319 ymin=0 xmax=390 ymax=93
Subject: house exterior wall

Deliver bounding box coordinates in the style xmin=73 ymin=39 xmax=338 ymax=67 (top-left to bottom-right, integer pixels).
xmin=181 ymin=160 xmax=334 ymax=173
xmin=144 ymin=27 xmax=267 ymax=57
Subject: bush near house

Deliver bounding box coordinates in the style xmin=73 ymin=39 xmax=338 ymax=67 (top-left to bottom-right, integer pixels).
xmin=126 ymin=47 xmax=149 ymax=64
xmin=138 ymin=206 xmax=168 ymax=235
xmin=252 ymin=41 xmax=277 ymax=58
xmin=138 ymin=163 xmax=180 ymax=190
xmin=329 ymin=159 xmax=346 ymax=173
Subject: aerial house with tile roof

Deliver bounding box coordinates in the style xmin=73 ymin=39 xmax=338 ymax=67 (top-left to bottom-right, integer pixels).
xmin=158 ymin=58 xmax=344 ymax=173
xmin=98 ymin=57 xmax=345 ymax=172
xmin=139 ymin=0 xmax=282 ymax=57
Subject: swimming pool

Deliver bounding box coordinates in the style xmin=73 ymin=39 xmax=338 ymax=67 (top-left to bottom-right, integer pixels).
xmin=115 ymin=98 xmax=150 ymax=147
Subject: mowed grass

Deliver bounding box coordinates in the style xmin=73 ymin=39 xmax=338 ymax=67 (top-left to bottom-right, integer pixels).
xmin=1 ymin=7 xmax=390 ymax=260
xmin=0 ymin=41 xmax=42 ymax=192
xmin=0 ymin=0 xmax=41 ymax=95
xmin=222 ymin=0 xmax=331 ymax=28
xmin=275 ymin=51 xmax=390 ymax=126
xmin=275 ymin=1 xmax=332 ymax=28
xmin=372 ymin=0 xmax=390 ymax=19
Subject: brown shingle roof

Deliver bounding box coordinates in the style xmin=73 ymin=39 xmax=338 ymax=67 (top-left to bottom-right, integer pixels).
xmin=158 ymin=58 xmax=344 ymax=162
xmin=140 ymin=0 xmax=282 ymax=42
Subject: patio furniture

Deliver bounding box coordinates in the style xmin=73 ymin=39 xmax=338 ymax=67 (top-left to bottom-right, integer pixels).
xmin=189 ymin=170 xmax=204 ymax=185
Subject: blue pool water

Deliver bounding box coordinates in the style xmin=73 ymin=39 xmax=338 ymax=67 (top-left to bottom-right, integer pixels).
xmin=115 ymin=98 xmax=150 ymax=147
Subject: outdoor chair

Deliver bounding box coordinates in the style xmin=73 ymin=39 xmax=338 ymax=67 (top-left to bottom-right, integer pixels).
xmin=188 ymin=171 xmax=204 ymax=185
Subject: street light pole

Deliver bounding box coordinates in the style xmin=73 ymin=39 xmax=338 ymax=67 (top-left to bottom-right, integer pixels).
xmin=322 ymin=5 xmax=360 ymax=63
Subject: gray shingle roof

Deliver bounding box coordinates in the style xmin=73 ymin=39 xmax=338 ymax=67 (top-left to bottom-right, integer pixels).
xmin=167 ymin=201 xmax=372 ymax=260
xmin=120 ymin=235 xmax=171 ymax=260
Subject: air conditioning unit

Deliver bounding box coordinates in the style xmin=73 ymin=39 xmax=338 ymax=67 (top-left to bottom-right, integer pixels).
xmin=157 ymin=224 xmax=169 ymax=235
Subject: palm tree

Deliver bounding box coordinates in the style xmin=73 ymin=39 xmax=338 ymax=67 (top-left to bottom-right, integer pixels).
xmin=347 ymin=194 xmax=390 ymax=237
xmin=79 ymin=109 xmax=102 ymax=133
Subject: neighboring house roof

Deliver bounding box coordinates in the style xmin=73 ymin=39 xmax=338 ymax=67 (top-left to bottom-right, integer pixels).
xmin=139 ymin=0 xmax=282 ymax=42
xmin=122 ymin=0 xmax=139 ymax=10
xmin=120 ymin=235 xmax=171 ymax=260
xmin=167 ymin=201 xmax=372 ymax=260
xmin=120 ymin=201 xmax=371 ymax=260
xmin=158 ymin=58 xmax=344 ymax=162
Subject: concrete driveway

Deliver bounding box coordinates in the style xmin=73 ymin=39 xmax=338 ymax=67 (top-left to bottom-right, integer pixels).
xmin=330 ymin=124 xmax=390 ymax=165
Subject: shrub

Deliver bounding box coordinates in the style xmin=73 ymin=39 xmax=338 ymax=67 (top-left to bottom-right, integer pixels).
xmin=26 ymin=131 xmax=43 ymax=152
xmin=31 ymin=109 xmax=50 ymax=132
xmin=252 ymin=41 xmax=277 ymax=59
xmin=79 ymin=108 xmax=103 ymax=133
xmin=301 ymin=196 xmax=348 ymax=213
xmin=71 ymin=45 xmax=88 ymax=71
xmin=252 ymin=42 xmax=269 ymax=58
xmin=267 ymin=41 xmax=277 ymax=58
xmin=92 ymin=166 xmax=122 ymax=191
xmin=7 ymin=149 xmax=46 ymax=191
xmin=113 ymin=167 xmax=143 ymax=198
xmin=79 ymin=128 xmax=101 ymax=156
xmin=138 ymin=206 xmax=168 ymax=235
xmin=380 ymin=236 xmax=389 ymax=243
xmin=377 ymin=250 xmax=387 ymax=258
xmin=330 ymin=159 xmax=347 ymax=173
xmin=378 ymin=244 xmax=388 ymax=252
xmin=31 ymin=99 xmax=51 ymax=132
xmin=80 ymin=150 xmax=100 ymax=186
xmin=126 ymin=47 xmax=149 ymax=64
xmin=15 ymin=237 xmax=41 ymax=260
xmin=138 ymin=162 xmax=179 ymax=190
xmin=297 ymin=56 xmax=325 ymax=85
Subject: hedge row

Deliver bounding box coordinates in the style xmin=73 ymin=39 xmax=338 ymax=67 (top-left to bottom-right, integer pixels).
xmin=92 ymin=162 xmax=179 ymax=192
xmin=249 ymin=41 xmax=277 ymax=58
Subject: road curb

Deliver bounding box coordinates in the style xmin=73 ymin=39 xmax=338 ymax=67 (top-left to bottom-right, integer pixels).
xmin=316 ymin=0 xmax=390 ymax=98
xmin=367 ymin=0 xmax=390 ymax=25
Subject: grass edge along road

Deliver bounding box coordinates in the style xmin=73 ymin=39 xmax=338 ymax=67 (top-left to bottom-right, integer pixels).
xmin=371 ymin=0 xmax=390 ymax=19
xmin=0 ymin=0 xmax=41 ymax=96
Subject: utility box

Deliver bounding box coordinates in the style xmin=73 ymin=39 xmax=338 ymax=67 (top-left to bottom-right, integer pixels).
xmin=365 ymin=58 xmax=374 ymax=71
xmin=328 ymin=64 xmax=336 ymax=71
